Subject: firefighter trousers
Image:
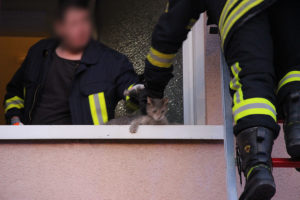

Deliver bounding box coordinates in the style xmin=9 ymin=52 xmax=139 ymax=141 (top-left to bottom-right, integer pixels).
xmin=225 ymin=0 xmax=300 ymax=136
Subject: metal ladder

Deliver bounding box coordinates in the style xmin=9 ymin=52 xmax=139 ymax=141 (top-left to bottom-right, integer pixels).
xmin=220 ymin=54 xmax=300 ymax=200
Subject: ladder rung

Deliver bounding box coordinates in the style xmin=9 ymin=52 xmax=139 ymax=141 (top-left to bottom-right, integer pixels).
xmin=272 ymin=158 xmax=300 ymax=168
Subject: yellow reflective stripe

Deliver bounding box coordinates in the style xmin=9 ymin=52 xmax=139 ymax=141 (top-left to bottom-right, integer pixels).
xmin=221 ymin=0 xmax=264 ymax=48
xmin=4 ymin=103 xmax=24 ymax=113
xmin=147 ymin=47 xmax=176 ymax=68
xmin=88 ymin=95 xmax=100 ymax=125
xmin=186 ymin=18 xmax=197 ymax=30
xmin=230 ymin=77 xmax=242 ymax=90
xmin=235 ymin=108 xmax=276 ymax=123
xmin=233 ymin=87 xmax=244 ymax=105
xmin=147 ymin=54 xmax=172 ymax=68
xmin=233 ymin=98 xmax=277 ymax=123
xmin=88 ymin=92 xmax=109 ymax=125
xmin=230 ymin=63 xmax=243 ymax=104
xmin=5 ymin=96 xmax=23 ymax=104
xmin=98 ymin=92 xmax=108 ymax=124
xmin=126 ymin=84 xmax=134 ymax=101
xmin=231 ymin=62 xmax=241 ymax=76
xmin=219 ymin=0 xmax=239 ymax=29
xmin=150 ymin=47 xmax=176 ymax=59
xmin=247 ymin=165 xmax=269 ymax=180
xmin=165 ymin=1 xmax=169 ymax=13
xmin=277 ymin=71 xmax=300 ymax=92
xmin=4 ymin=96 xmax=24 ymax=113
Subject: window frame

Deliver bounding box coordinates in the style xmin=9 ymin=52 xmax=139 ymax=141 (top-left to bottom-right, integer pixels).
xmin=0 ymin=15 xmax=224 ymax=140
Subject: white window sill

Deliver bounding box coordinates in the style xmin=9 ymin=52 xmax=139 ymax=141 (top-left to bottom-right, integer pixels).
xmin=0 ymin=125 xmax=224 ymax=140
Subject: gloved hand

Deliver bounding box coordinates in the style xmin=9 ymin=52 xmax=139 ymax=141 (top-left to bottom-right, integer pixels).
xmin=11 ymin=116 xmax=24 ymax=126
xmin=124 ymin=84 xmax=145 ymax=111
xmin=124 ymin=84 xmax=145 ymax=97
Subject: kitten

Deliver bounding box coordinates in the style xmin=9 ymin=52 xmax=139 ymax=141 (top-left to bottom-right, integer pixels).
xmin=129 ymin=97 xmax=169 ymax=133
xmin=106 ymin=97 xmax=169 ymax=133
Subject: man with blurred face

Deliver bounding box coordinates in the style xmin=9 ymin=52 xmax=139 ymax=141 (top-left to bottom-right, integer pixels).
xmin=4 ymin=0 xmax=142 ymax=125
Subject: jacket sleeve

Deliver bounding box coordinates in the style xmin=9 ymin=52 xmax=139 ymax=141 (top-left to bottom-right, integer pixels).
xmin=3 ymin=50 xmax=31 ymax=124
xmin=144 ymin=0 xmax=206 ymax=98
xmin=115 ymin=55 xmax=140 ymax=109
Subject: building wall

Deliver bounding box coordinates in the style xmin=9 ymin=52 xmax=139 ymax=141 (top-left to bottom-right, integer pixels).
xmin=0 ymin=2 xmax=299 ymax=200
xmin=0 ymin=30 xmax=299 ymax=200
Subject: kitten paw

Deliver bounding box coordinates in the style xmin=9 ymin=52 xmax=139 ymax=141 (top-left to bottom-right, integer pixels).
xmin=130 ymin=126 xmax=138 ymax=134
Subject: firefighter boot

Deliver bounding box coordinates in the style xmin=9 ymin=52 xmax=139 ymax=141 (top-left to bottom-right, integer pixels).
xmin=283 ymin=91 xmax=300 ymax=159
xmin=237 ymin=127 xmax=276 ymax=200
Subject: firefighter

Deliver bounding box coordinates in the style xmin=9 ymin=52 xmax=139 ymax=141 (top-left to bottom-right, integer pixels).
xmin=143 ymin=0 xmax=300 ymax=199
xmin=3 ymin=0 xmax=142 ymax=125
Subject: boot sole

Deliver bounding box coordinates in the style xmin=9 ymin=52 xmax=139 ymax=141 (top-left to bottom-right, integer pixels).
xmin=239 ymin=180 xmax=276 ymax=200
xmin=287 ymin=142 xmax=300 ymax=158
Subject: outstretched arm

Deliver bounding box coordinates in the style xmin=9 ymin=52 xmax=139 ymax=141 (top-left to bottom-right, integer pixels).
xmin=144 ymin=0 xmax=206 ymax=98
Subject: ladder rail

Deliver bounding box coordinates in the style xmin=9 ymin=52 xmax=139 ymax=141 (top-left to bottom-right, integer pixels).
xmin=221 ymin=53 xmax=238 ymax=200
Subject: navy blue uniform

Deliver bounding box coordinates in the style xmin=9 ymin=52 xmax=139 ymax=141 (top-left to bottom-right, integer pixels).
xmin=144 ymin=0 xmax=277 ymax=98
xmin=4 ymin=39 xmax=139 ymax=125
xmin=143 ymin=0 xmax=300 ymax=137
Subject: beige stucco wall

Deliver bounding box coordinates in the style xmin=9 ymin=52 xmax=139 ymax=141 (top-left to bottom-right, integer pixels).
xmin=0 ymin=141 xmax=226 ymax=200
xmin=0 ymin=133 xmax=299 ymax=200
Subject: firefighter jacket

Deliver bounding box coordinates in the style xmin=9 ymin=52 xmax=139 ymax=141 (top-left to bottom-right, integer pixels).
xmin=4 ymin=38 xmax=139 ymax=125
xmin=144 ymin=0 xmax=278 ymax=98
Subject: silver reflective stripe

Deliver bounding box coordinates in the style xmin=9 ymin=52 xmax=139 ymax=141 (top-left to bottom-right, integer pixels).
xmin=4 ymin=100 xmax=24 ymax=110
xmin=232 ymin=63 xmax=240 ymax=75
xmin=231 ymin=77 xmax=240 ymax=89
xmin=219 ymin=0 xmax=237 ymax=28
xmin=149 ymin=51 xmax=174 ymax=65
xmin=93 ymin=94 xmax=105 ymax=125
xmin=235 ymin=90 xmax=241 ymax=104
xmin=221 ymin=0 xmax=261 ymax=41
xmin=279 ymin=74 xmax=300 ymax=87
xmin=233 ymin=103 xmax=276 ymax=116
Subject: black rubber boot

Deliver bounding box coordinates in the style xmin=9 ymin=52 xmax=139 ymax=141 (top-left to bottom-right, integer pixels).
xmin=237 ymin=127 xmax=276 ymax=200
xmin=283 ymin=91 xmax=300 ymax=159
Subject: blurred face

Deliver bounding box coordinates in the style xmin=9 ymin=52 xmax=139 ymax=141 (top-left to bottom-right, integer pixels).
xmin=55 ymin=7 xmax=92 ymax=50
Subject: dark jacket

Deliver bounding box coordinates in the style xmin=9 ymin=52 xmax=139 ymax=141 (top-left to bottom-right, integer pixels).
xmin=4 ymin=38 xmax=139 ymax=125
xmin=144 ymin=0 xmax=278 ymax=98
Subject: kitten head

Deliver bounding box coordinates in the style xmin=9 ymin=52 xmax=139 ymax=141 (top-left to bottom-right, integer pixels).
xmin=146 ymin=97 xmax=168 ymax=121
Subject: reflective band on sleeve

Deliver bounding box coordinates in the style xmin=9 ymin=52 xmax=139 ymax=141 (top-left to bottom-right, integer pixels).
xmin=4 ymin=96 xmax=24 ymax=113
xmin=165 ymin=1 xmax=169 ymax=13
xmin=278 ymin=71 xmax=300 ymax=93
xmin=147 ymin=47 xmax=176 ymax=68
xmin=232 ymin=98 xmax=277 ymax=123
xmin=126 ymin=84 xmax=134 ymax=101
xmin=220 ymin=0 xmax=264 ymax=48
xmin=88 ymin=92 xmax=108 ymax=125
xmin=186 ymin=18 xmax=197 ymax=30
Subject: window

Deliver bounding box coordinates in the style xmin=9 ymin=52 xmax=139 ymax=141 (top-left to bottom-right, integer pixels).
xmin=0 ymin=0 xmax=223 ymax=140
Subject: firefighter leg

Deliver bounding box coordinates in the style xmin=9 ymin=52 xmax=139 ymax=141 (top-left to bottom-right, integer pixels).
xmin=225 ymin=11 xmax=279 ymax=200
xmin=271 ymin=0 xmax=300 ymax=160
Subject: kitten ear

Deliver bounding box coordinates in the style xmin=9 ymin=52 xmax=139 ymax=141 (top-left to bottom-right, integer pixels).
xmin=163 ymin=98 xmax=169 ymax=105
xmin=147 ymin=97 xmax=152 ymax=105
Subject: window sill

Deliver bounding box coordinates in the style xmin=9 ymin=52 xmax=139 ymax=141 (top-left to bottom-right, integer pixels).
xmin=0 ymin=125 xmax=223 ymax=140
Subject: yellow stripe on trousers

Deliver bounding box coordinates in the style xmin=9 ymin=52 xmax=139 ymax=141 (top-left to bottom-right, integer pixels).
xmin=278 ymin=71 xmax=300 ymax=93
xmin=220 ymin=0 xmax=264 ymax=48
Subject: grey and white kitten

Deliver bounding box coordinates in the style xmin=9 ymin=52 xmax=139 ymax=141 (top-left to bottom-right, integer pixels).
xmin=106 ymin=97 xmax=169 ymax=133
